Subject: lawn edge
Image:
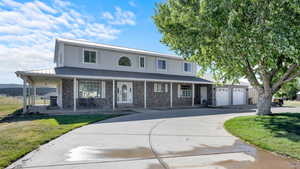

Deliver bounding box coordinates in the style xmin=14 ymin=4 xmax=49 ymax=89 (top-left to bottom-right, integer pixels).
xmin=224 ymin=115 xmax=300 ymax=162
xmin=4 ymin=113 xmax=125 ymax=169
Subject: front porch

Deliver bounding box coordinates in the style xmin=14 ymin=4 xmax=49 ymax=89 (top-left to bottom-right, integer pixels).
xmin=16 ymin=67 xmax=213 ymax=114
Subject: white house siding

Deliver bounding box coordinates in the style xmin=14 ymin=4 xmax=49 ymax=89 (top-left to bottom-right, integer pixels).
xmin=63 ymin=44 xmax=197 ymax=77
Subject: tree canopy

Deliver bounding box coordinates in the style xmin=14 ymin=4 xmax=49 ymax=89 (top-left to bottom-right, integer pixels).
xmin=154 ymin=0 xmax=300 ymax=89
xmin=153 ymin=0 xmax=300 ymax=114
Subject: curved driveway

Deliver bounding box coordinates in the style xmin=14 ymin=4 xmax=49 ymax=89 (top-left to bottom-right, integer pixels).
xmin=8 ymin=107 xmax=300 ymax=169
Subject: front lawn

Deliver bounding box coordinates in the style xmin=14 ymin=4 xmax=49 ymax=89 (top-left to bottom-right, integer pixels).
xmin=0 ymin=114 xmax=120 ymax=169
xmin=225 ymin=113 xmax=300 ymax=160
xmin=284 ymin=100 xmax=300 ymax=107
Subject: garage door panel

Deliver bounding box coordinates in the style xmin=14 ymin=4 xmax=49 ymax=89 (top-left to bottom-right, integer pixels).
xmin=233 ymin=88 xmax=246 ymax=105
xmin=216 ymin=88 xmax=229 ymax=106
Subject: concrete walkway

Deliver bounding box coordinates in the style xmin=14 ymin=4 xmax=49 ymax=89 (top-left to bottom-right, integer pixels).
xmin=8 ymin=107 xmax=300 ymax=169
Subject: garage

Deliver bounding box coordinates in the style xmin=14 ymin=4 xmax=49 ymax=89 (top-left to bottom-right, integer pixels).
xmin=233 ymin=88 xmax=246 ymax=105
xmin=216 ymin=88 xmax=229 ymax=106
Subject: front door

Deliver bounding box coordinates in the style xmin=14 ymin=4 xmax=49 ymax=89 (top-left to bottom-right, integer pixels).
xmin=117 ymin=82 xmax=133 ymax=104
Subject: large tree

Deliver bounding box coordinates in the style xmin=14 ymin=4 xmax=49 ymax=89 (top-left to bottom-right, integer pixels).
xmin=275 ymin=78 xmax=300 ymax=100
xmin=153 ymin=0 xmax=300 ymax=115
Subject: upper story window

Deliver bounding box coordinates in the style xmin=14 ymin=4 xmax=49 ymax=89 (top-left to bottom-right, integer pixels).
xmin=184 ymin=62 xmax=192 ymax=72
xmin=157 ymin=59 xmax=166 ymax=70
xmin=83 ymin=49 xmax=96 ymax=64
xmin=139 ymin=56 xmax=145 ymax=68
xmin=118 ymin=56 xmax=131 ymax=66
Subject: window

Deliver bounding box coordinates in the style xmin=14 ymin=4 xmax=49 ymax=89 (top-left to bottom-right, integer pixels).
xmin=178 ymin=85 xmax=192 ymax=98
xmin=118 ymin=56 xmax=131 ymax=66
xmin=139 ymin=56 xmax=145 ymax=68
xmin=154 ymin=83 xmax=163 ymax=92
xmin=184 ymin=62 xmax=192 ymax=72
xmin=157 ymin=59 xmax=166 ymax=70
xmin=83 ymin=50 xmax=96 ymax=64
xmin=78 ymin=80 xmax=104 ymax=98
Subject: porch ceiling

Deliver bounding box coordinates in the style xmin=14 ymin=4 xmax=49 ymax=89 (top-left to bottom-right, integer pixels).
xmin=16 ymin=67 xmax=213 ymax=84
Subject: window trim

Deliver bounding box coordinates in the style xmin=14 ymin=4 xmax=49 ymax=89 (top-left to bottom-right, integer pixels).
xmin=154 ymin=83 xmax=163 ymax=93
xmin=139 ymin=56 xmax=145 ymax=69
xmin=82 ymin=48 xmax=97 ymax=64
xmin=183 ymin=62 xmax=192 ymax=73
xmin=156 ymin=58 xmax=167 ymax=71
xmin=117 ymin=56 xmax=132 ymax=67
xmin=78 ymin=80 xmax=104 ymax=98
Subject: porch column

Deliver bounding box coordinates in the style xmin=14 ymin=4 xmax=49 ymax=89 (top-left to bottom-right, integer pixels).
xmin=112 ymin=80 xmax=115 ymax=110
xmin=73 ymin=78 xmax=77 ymax=112
xmin=170 ymin=82 xmax=173 ymax=108
xmin=144 ymin=80 xmax=147 ymax=109
xmin=23 ymin=79 xmax=27 ymax=113
xmin=192 ymin=83 xmax=195 ymax=106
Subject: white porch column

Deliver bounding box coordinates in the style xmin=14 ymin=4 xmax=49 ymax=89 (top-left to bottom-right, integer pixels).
xmin=23 ymin=79 xmax=27 ymax=113
xmin=192 ymin=83 xmax=195 ymax=106
xmin=170 ymin=82 xmax=173 ymax=108
xmin=73 ymin=78 xmax=77 ymax=112
xmin=112 ymin=80 xmax=115 ymax=110
xmin=144 ymin=80 xmax=147 ymax=109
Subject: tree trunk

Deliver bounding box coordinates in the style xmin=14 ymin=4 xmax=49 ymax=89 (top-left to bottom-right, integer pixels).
xmin=256 ymin=92 xmax=272 ymax=115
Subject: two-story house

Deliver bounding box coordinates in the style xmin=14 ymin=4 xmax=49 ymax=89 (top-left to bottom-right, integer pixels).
xmin=16 ymin=38 xmax=215 ymax=113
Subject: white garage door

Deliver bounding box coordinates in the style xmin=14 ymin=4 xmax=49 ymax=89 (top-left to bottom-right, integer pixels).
xmin=233 ymin=88 xmax=246 ymax=105
xmin=216 ymin=88 xmax=229 ymax=106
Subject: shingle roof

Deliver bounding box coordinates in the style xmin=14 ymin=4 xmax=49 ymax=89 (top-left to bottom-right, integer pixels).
xmin=16 ymin=67 xmax=212 ymax=84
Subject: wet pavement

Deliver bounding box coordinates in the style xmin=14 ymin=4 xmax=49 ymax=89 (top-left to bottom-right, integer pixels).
xmin=7 ymin=107 xmax=300 ymax=169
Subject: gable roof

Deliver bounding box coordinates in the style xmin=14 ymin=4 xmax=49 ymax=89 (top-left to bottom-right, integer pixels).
xmin=16 ymin=67 xmax=212 ymax=84
xmin=54 ymin=38 xmax=185 ymax=63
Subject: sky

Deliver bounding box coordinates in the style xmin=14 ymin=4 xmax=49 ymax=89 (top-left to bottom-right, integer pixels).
xmin=0 ymin=0 xmax=172 ymax=84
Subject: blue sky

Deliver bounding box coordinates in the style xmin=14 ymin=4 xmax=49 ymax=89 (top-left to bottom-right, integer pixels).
xmin=0 ymin=0 xmax=173 ymax=84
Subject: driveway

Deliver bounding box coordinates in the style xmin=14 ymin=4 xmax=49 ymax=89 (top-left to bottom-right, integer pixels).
xmin=8 ymin=107 xmax=300 ymax=169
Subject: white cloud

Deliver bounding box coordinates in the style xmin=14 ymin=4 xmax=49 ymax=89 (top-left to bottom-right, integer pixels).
xmin=0 ymin=0 xmax=125 ymax=83
xmin=129 ymin=1 xmax=136 ymax=7
xmin=102 ymin=6 xmax=136 ymax=25
xmin=53 ymin=0 xmax=71 ymax=8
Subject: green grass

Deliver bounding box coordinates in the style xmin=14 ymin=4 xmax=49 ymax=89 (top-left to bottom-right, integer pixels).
xmin=0 ymin=114 xmax=119 ymax=169
xmin=225 ymin=113 xmax=300 ymax=160
xmin=284 ymin=100 xmax=300 ymax=107
xmin=0 ymin=96 xmax=22 ymax=119
xmin=0 ymin=96 xmax=121 ymax=169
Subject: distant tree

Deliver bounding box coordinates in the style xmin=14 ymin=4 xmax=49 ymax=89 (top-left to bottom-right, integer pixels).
xmin=275 ymin=79 xmax=300 ymax=100
xmin=153 ymin=0 xmax=300 ymax=115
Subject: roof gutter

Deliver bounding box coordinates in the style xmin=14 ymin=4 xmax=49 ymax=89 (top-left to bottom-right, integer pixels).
xmin=16 ymin=71 xmax=213 ymax=84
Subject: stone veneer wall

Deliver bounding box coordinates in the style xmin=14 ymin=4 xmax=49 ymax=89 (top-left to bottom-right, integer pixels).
xmin=132 ymin=81 xmax=145 ymax=108
xmin=146 ymin=82 xmax=171 ymax=107
xmin=62 ymin=79 xmax=74 ymax=109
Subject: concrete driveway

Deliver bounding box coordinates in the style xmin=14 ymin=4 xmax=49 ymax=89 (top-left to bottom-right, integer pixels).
xmin=8 ymin=107 xmax=300 ymax=169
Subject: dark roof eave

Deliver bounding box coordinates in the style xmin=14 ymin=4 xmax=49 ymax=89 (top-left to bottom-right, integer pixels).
xmin=16 ymin=67 xmax=213 ymax=84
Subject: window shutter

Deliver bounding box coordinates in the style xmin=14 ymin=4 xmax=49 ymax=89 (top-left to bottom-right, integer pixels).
xmin=102 ymin=81 xmax=106 ymax=98
xmin=178 ymin=84 xmax=181 ymax=98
